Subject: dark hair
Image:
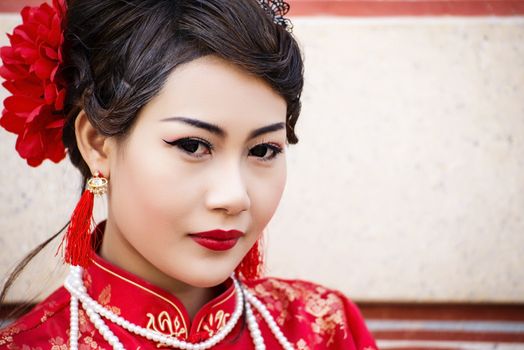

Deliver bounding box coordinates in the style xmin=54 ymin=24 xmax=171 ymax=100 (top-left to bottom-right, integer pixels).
xmin=63 ymin=0 xmax=303 ymax=182
xmin=0 ymin=0 xmax=304 ymax=321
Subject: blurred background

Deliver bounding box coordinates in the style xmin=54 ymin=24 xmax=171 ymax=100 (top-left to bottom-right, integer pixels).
xmin=1 ymin=0 xmax=523 ymax=348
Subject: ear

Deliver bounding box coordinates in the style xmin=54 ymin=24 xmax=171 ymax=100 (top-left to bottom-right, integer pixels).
xmin=74 ymin=110 xmax=112 ymax=178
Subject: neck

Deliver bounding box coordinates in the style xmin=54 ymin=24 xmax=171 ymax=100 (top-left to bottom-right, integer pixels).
xmin=98 ymin=219 xmax=223 ymax=320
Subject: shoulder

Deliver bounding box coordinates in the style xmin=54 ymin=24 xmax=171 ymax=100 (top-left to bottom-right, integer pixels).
xmin=244 ymin=276 xmax=378 ymax=350
xmin=0 ymin=286 xmax=71 ymax=349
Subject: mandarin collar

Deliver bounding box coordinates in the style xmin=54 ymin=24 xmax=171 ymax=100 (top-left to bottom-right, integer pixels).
xmin=83 ymin=220 xmax=237 ymax=343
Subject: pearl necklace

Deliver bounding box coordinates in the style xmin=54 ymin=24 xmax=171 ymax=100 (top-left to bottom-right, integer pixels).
xmin=64 ymin=266 xmax=294 ymax=350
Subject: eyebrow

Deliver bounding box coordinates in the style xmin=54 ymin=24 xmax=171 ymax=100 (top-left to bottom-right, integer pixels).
xmin=160 ymin=116 xmax=285 ymax=141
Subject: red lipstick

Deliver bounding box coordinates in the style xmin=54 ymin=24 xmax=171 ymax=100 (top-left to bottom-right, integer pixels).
xmin=189 ymin=229 xmax=244 ymax=251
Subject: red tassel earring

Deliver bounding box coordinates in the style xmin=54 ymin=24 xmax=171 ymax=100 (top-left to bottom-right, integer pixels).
xmin=57 ymin=171 xmax=108 ymax=267
xmin=235 ymin=236 xmax=264 ymax=280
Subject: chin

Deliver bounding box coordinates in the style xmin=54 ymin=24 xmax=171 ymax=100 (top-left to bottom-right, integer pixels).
xmin=176 ymin=268 xmax=234 ymax=288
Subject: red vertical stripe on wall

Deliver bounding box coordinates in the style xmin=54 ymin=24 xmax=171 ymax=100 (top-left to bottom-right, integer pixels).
xmin=289 ymin=0 xmax=524 ymax=16
xmin=1 ymin=0 xmax=49 ymax=12
xmin=0 ymin=0 xmax=523 ymax=16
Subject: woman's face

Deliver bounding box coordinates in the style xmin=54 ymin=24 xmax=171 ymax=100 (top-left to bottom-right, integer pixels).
xmin=104 ymin=55 xmax=288 ymax=288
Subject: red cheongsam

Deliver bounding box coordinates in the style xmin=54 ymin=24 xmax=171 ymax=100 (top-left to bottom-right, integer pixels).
xmin=0 ymin=220 xmax=378 ymax=349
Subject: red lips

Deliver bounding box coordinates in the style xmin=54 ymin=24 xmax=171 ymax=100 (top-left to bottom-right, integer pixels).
xmin=189 ymin=229 xmax=244 ymax=251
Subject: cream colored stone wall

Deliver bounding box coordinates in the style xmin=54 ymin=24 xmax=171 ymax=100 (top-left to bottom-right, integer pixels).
xmin=1 ymin=15 xmax=523 ymax=302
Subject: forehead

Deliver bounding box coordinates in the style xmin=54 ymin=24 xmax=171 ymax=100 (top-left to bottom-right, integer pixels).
xmin=138 ymin=55 xmax=287 ymax=129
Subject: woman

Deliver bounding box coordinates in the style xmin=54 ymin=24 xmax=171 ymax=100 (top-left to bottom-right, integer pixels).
xmin=0 ymin=0 xmax=377 ymax=348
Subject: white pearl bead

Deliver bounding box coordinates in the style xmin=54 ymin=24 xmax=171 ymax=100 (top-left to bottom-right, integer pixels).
xmin=66 ymin=267 xmax=293 ymax=350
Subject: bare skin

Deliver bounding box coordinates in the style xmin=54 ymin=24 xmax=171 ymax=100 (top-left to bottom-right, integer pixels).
xmin=74 ymin=55 xmax=288 ymax=320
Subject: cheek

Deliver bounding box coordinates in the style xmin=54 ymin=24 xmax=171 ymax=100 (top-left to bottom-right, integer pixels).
xmin=249 ymin=161 xmax=287 ymax=231
xmin=108 ymin=138 xmax=197 ymax=246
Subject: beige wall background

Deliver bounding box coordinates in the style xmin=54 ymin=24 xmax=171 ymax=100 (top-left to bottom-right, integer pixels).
xmin=1 ymin=15 xmax=523 ymax=303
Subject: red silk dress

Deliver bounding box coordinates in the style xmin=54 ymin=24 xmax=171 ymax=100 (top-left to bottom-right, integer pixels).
xmin=0 ymin=220 xmax=377 ymax=349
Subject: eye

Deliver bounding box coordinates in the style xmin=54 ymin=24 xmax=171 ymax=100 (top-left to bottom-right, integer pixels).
xmin=163 ymin=138 xmax=212 ymax=158
xmin=249 ymin=143 xmax=283 ymax=162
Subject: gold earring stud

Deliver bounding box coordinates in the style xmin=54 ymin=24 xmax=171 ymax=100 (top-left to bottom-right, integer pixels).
xmin=87 ymin=171 xmax=108 ymax=196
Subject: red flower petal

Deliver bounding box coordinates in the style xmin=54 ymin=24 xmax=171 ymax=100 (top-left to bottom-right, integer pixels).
xmin=42 ymin=45 xmax=58 ymax=60
xmin=46 ymin=117 xmax=65 ymax=129
xmin=1 ymin=0 xmax=68 ymax=167
xmin=44 ymin=83 xmax=57 ymax=104
xmin=16 ymin=129 xmax=45 ymax=166
xmin=53 ymin=0 xmax=66 ymax=17
xmin=32 ymin=57 xmax=54 ymax=80
xmin=0 ymin=64 xmax=28 ymax=80
xmin=17 ymin=46 xmax=39 ymax=62
xmin=55 ymin=88 xmax=66 ymax=110
xmin=3 ymin=77 xmax=43 ymax=97
xmin=50 ymin=64 xmax=59 ymax=81
xmin=4 ymin=95 xmax=41 ymax=115
xmin=46 ymin=139 xmax=67 ymax=163
xmin=26 ymin=104 xmax=45 ymax=124
xmin=37 ymin=24 xmax=50 ymax=44
xmin=20 ymin=7 xmax=33 ymax=26
xmin=6 ymin=97 xmax=45 ymax=126
xmin=12 ymin=26 xmax=35 ymax=45
xmin=34 ymin=4 xmax=52 ymax=26
xmin=48 ymin=16 xmax=61 ymax=47
xmin=0 ymin=110 xmax=26 ymax=134
xmin=0 ymin=46 xmax=23 ymax=65
xmin=46 ymin=145 xmax=66 ymax=164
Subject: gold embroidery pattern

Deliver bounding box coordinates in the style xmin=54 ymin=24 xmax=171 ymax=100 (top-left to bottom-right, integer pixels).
xmin=306 ymin=290 xmax=347 ymax=346
xmin=296 ymin=338 xmax=311 ymax=350
xmin=252 ymin=280 xmax=294 ymax=326
xmin=146 ymin=311 xmax=188 ymax=340
xmin=78 ymin=331 xmax=105 ymax=350
xmin=91 ymin=260 xmax=188 ymax=333
xmin=49 ymin=336 xmax=67 ymax=350
xmin=6 ymin=343 xmax=42 ymax=350
xmin=0 ymin=299 xmax=61 ymax=346
xmin=75 ymin=309 xmax=104 ymax=349
xmin=84 ymin=270 xmax=93 ymax=290
xmin=0 ymin=325 xmax=25 ymax=345
xmin=0 ymin=324 xmax=24 ymax=346
xmin=201 ymin=310 xmax=231 ymax=337
xmin=194 ymin=287 xmax=236 ymax=334
xmin=78 ymin=309 xmax=95 ymax=334
xmin=249 ymin=279 xmax=349 ymax=347
xmin=97 ymin=284 xmax=121 ymax=316
xmin=40 ymin=309 xmax=55 ymax=324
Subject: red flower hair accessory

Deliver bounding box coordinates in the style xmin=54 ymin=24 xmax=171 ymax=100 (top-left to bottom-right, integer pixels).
xmin=0 ymin=0 xmax=67 ymax=167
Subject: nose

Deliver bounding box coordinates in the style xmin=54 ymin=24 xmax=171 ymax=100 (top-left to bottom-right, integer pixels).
xmin=205 ymin=160 xmax=250 ymax=215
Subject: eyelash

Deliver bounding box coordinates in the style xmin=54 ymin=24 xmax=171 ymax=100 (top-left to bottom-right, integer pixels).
xmin=163 ymin=137 xmax=283 ymax=162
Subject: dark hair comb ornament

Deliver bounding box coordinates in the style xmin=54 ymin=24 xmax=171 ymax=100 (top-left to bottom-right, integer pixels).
xmin=257 ymin=0 xmax=294 ymax=32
